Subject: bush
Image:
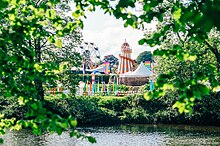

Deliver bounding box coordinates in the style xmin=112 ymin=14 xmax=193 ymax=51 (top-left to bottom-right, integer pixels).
xmin=121 ymin=107 xmax=152 ymax=123
xmin=97 ymin=96 xmax=128 ymax=112
xmin=0 ymin=96 xmax=27 ymax=119
xmin=117 ymin=85 xmax=129 ymax=91
xmin=1 ymin=91 xmax=220 ymax=126
xmin=46 ymin=96 xmax=119 ymax=125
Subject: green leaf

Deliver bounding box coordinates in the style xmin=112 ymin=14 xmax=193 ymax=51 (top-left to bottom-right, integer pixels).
xmin=62 ymin=93 xmax=67 ymax=98
xmin=138 ymin=38 xmax=145 ymax=45
xmin=48 ymin=36 xmax=55 ymax=43
xmin=213 ymin=86 xmax=220 ymax=92
xmin=143 ymin=92 xmax=151 ymax=100
xmin=46 ymin=9 xmax=56 ymax=19
xmin=198 ymin=85 xmax=210 ymax=96
xmin=0 ymin=138 xmax=3 ymax=144
xmin=58 ymin=122 xmax=68 ymax=129
xmin=143 ymin=4 xmax=150 ymax=11
xmin=5 ymin=91 xmax=12 ymax=97
xmin=34 ymin=63 xmax=43 ymax=72
xmin=69 ymin=119 xmax=77 ymax=127
xmin=56 ymin=128 xmax=63 ymax=135
xmin=173 ymin=8 xmax=182 ymax=20
xmin=72 ymin=12 xmax=81 ymax=19
xmin=183 ymin=53 xmax=197 ymax=61
xmin=0 ymin=114 xmax=4 ymax=119
xmin=31 ymin=103 xmax=38 ymax=110
xmin=8 ymin=14 xmax=15 ymax=21
xmin=18 ymin=96 xmax=25 ymax=105
xmin=55 ymin=39 xmax=62 ymax=48
xmin=88 ymin=136 xmax=96 ymax=143
xmin=0 ymin=1 xmax=8 ymax=9
xmin=162 ymin=84 xmax=174 ymax=91
xmin=207 ymin=64 xmax=216 ymax=72
xmin=194 ymin=92 xmax=201 ymax=100
xmin=188 ymin=55 xmax=197 ymax=61
xmin=70 ymin=131 xmax=78 ymax=137
xmin=173 ymin=44 xmax=182 ymax=50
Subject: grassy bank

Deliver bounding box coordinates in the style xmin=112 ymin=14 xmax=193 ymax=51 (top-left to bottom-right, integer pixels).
xmin=45 ymin=93 xmax=220 ymax=126
xmin=1 ymin=93 xmax=219 ymax=126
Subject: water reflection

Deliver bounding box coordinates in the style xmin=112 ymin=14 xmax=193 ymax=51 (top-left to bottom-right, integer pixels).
xmin=1 ymin=124 xmax=220 ymax=146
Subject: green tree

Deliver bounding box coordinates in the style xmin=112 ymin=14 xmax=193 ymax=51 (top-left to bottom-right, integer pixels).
xmin=0 ymin=0 xmax=93 ymax=143
xmin=153 ymin=27 xmax=219 ymax=113
xmin=136 ymin=51 xmax=152 ymax=64
xmin=137 ymin=1 xmax=220 ymax=113
xmin=1 ymin=0 xmax=220 ymax=143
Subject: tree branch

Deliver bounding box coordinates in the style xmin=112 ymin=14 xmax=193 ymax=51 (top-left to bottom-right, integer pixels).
xmin=204 ymin=39 xmax=220 ymax=71
xmin=40 ymin=39 xmax=48 ymax=48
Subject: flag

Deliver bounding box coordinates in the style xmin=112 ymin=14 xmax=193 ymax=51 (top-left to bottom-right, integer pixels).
xmin=103 ymin=62 xmax=110 ymax=74
xmin=145 ymin=61 xmax=151 ymax=70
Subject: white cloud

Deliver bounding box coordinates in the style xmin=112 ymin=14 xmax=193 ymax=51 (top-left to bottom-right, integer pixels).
xmin=82 ymin=9 xmax=157 ymax=60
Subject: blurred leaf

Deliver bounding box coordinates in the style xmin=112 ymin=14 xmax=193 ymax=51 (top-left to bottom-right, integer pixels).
xmin=173 ymin=8 xmax=182 ymax=20
xmin=144 ymin=92 xmax=151 ymax=100
xmin=0 ymin=138 xmax=3 ymax=144
xmin=31 ymin=103 xmax=38 ymax=110
xmin=69 ymin=119 xmax=77 ymax=127
xmin=55 ymin=39 xmax=62 ymax=48
xmin=138 ymin=38 xmax=145 ymax=45
xmin=88 ymin=136 xmax=96 ymax=143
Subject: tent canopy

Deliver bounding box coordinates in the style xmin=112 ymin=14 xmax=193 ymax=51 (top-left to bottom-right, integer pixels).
xmin=120 ymin=71 xmax=132 ymax=77
xmin=120 ymin=62 xmax=153 ymax=77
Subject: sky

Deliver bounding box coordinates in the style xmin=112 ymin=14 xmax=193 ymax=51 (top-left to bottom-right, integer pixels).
xmin=82 ymin=9 xmax=157 ymax=60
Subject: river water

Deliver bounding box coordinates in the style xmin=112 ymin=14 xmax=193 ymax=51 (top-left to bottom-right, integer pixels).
xmin=1 ymin=124 xmax=220 ymax=146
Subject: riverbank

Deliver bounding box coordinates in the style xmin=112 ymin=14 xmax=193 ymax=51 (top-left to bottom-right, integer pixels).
xmin=1 ymin=124 xmax=220 ymax=146
xmin=1 ymin=93 xmax=219 ymax=126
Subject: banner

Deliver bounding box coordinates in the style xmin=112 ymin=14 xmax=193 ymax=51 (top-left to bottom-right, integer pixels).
xmin=144 ymin=61 xmax=151 ymax=71
xmin=103 ymin=62 xmax=110 ymax=74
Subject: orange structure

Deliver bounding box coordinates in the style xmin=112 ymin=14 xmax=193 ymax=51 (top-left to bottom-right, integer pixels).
xmin=117 ymin=41 xmax=134 ymax=74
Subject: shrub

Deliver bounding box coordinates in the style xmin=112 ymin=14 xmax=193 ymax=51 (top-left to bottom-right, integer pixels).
xmin=0 ymin=96 xmax=27 ymax=119
xmin=121 ymin=107 xmax=152 ymax=123
xmin=117 ymin=85 xmax=129 ymax=91
xmin=1 ymin=91 xmax=220 ymax=126
xmin=97 ymin=96 xmax=128 ymax=112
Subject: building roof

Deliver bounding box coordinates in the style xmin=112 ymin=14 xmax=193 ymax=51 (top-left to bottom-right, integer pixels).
xmin=121 ymin=41 xmax=131 ymax=51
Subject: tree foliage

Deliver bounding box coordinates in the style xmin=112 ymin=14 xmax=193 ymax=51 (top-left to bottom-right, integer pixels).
xmin=102 ymin=55 xmax=118 ymax=73
xmin=0 ymin=0 xmax=90 ymax=143
xmin=136 ymin=51 xmax=152 ymax=64
xmin=1 ymin=0 xmax=220 ymax=143
xmin=153 ymin=27 xmax=219 ymax=113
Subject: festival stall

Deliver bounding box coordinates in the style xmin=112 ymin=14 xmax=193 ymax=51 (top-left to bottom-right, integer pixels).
xmin=119 ymin=62 xmax=154 ymax=86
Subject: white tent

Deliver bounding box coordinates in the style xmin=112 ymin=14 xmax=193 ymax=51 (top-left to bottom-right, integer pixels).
xmin=121 ymin=62 xmax=153 ymax=77
xmin=120 ymin=71 xmax=132 ymax=77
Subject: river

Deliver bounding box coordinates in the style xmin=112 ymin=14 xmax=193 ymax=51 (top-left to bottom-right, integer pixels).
xmin=1 ymin=124 xmax=220 ymax=146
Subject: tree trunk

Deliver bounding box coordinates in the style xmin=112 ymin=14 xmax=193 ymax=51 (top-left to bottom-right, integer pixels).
xmin=34 ymin=38 xmax=44 ymax=101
